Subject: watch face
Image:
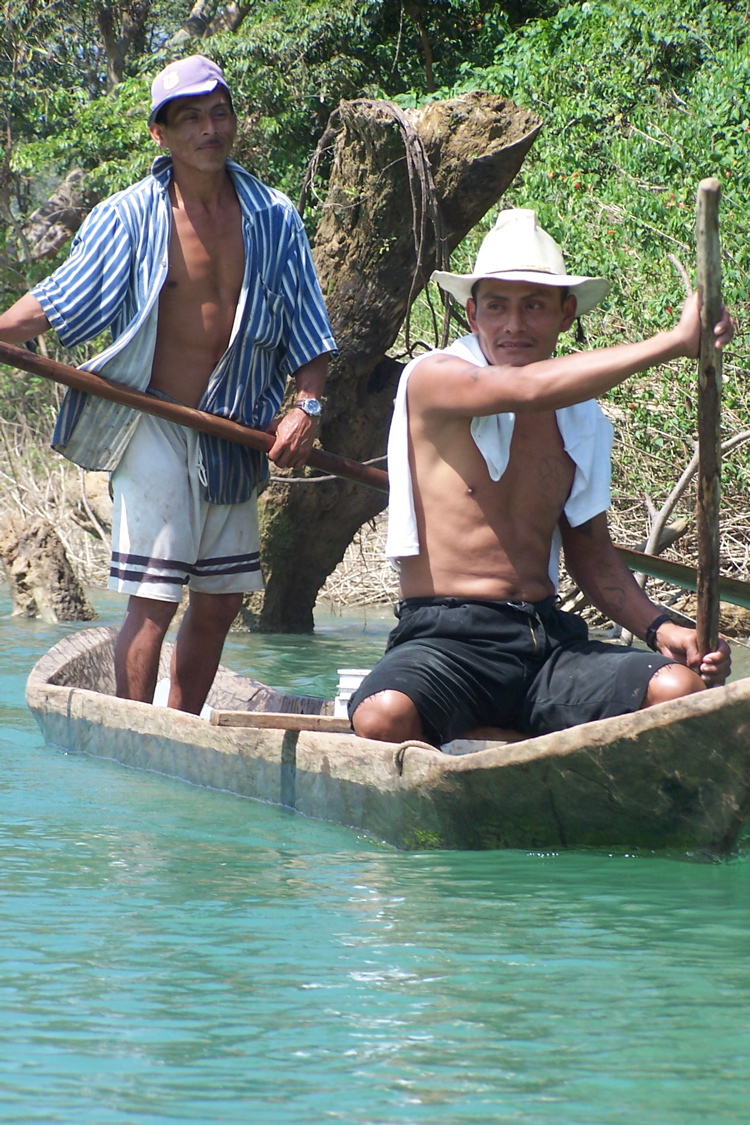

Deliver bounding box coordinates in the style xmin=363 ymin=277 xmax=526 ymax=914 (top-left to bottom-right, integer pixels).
xmin=297 ymin=398 xmax=322 ymax=417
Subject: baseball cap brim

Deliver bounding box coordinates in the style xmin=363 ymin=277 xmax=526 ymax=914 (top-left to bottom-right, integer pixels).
xmin=148 ymin=77 xmax=228 ymax=124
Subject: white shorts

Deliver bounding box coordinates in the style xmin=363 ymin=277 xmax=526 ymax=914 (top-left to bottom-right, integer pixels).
xmin=109 ymin=412 xmax=265 ymax=602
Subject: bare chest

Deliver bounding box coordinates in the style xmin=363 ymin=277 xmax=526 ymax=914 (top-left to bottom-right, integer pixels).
xmin=150 ymin=195 xmax=246 ymax=399
xmin=165 ymin=203 xmax=244 ymax=305
xmin=501 ymin=412 xmax=575 ymax=513
xmin=403 ymin=412 xmax=575 ymax=600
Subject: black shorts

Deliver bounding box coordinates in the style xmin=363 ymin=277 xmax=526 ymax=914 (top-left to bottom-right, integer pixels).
xmin=348 ymin=597 xmax=675 ymax=746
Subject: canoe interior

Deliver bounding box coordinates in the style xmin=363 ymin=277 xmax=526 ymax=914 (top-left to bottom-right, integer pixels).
xmin=39 ymin=626 xmax=330 ymax=716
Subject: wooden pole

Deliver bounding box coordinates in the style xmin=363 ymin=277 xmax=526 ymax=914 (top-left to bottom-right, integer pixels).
xmin=695 ymin=178 xmax=723 ymax=655
xmin=0 ymin=340 xmax=389 ymax=494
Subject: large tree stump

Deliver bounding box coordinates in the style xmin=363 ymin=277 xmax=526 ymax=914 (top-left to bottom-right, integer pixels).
xmin=253 ymin=92 xmax=541 ymax=632
xmin=0 ymin=515 xmax=96 ymax=623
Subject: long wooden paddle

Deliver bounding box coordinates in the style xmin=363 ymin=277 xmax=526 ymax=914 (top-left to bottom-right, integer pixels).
xmin=0 ymin=340 xmax=388 ymax=493
xmin=695 ymin=178 xmax=723 ymax=653
xmin=3 ymin=337 xmax=750 ymax=610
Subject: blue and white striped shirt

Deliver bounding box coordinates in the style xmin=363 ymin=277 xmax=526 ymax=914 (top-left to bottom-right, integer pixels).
xmin=32 ymin=156 xmax=337 ymax=504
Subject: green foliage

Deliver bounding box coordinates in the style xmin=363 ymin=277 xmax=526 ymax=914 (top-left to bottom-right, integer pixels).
xmin=13 ymin=78 xmax=153 ymax=198
xmin=434 ymin=0 xmax=750 ymax=501
xmin=1 ymin=2 xmax=105 ymax=149
xmin=215 ymin=0 xmax=547 ymax=194
xmin=2 ymin=0 xmax=556 ymax=291
xmin=1 ymin=2 xmax=165 ymax=313
xmin=0 ymin=370 xmax=60 ymax=427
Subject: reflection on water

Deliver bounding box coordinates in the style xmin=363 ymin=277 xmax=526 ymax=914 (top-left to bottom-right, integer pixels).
xmin=1 ymin=588 xmax=748 ymax=1124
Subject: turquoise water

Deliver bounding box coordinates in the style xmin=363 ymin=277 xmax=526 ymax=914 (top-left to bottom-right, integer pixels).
xmin=1 ymin=591 xmax=749 ymax=1124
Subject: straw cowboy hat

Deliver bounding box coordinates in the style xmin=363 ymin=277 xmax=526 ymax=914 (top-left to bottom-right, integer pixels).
xmin=431 ymin=208 xmax=610 ymax=316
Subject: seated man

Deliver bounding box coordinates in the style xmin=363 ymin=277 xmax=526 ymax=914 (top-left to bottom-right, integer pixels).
xmin=350 ymin=208 xmax=732 ymax=746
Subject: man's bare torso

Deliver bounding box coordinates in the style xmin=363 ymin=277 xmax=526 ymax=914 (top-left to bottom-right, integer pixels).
xmin=149 ymin=180 xmax=244 ymax=407
xmin=399 ymin=405 xmax=575 ymax=603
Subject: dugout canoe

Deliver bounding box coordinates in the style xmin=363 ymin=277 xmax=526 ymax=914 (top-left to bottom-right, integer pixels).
xmin=26 ymin=627 xmax=750 ymax=854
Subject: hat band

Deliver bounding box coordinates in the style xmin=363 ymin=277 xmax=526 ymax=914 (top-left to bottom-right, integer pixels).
xmin=485 ymin=266 xmax=556 ymax=276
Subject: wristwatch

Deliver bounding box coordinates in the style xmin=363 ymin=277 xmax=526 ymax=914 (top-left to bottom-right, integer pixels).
xmin=294 ymin=397 xmax=323 ymax=419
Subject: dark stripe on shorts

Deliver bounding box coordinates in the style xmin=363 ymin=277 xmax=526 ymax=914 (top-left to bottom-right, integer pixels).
xmin=188 ymin=561 xmax=261 ymax=577
xmin=110 ymin=549 xmax=261 ymax=582
xmin=191 ymin=552 xmax=261 ymax=573
xmin=109 ymin=566 xmax=187 ymax=586
xmin=111 ymin=549 xmax=193 ymax=572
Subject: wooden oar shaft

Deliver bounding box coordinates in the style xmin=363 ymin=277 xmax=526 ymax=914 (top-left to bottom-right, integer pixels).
xmin=0 ymin=340 xmax=390 ymax=493
xmin=695 ymin=178 xmax=723 ymax=653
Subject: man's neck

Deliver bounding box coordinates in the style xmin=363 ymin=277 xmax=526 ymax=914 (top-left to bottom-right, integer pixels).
xmin=170 ymin=162 xmax=235 ymax=211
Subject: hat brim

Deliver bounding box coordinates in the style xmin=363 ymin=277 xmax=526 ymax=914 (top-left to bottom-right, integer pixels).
xmin=148 ymin=78 xmax=228 ymax=124
xmin=431 ymin=269 xmax=610 ymax=317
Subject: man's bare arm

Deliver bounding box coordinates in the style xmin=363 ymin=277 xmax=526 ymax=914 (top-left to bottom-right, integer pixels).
xmin=266 ymin=351 xmax=330 ymax=469
xmin=409 ymin=294 xmax=732 ymax=419
xmin=0 ymin=294 xmax=50 ymax=344
xmin=560 ymin=512 xmax=731 ymax=685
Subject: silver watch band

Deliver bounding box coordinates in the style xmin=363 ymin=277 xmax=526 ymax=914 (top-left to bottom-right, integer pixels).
xmin=294 ymin=397 xmax=323 ymax=418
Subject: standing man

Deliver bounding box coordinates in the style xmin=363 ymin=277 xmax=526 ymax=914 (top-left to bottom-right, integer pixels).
xmin=0 ymin=56 xmax=336 ymax=713
xmin=350 ymin=209 xmax=732 ymax=746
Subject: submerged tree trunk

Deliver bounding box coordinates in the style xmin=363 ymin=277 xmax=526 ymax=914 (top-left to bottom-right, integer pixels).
xmin=252 ymin=92 xmax=541 ymax=632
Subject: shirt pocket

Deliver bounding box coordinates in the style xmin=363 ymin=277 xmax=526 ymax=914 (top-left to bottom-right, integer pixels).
xmin=248 ymin=283 xmax=285 ymax=351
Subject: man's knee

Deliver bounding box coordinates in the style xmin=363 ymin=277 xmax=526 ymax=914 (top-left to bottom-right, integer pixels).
xmin=123 ymin=594 xmax=179 ymax=634
xmin=115 ymin=595 xmax=179 ymax=702
xmin=642 ymin=662 xmax=705 ymax=708
xmin=351 ymin=690 xmax=424 ymax=743
xmin=186 ymin=590 xmax=243 ymax=634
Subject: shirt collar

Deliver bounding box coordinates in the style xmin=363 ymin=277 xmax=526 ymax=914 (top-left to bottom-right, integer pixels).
xmin=151 ymin=154 xmax=173 ymax=187
xmin=148 ymin=155 xmax=262 ymax=218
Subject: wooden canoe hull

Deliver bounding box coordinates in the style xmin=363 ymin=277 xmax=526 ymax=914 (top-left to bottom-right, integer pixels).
xmin=26 ymin=628 xmax=750 ymax=853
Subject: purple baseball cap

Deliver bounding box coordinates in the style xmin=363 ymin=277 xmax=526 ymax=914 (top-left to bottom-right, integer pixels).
xmin=149 ymin=55 xmax=231 ymax=124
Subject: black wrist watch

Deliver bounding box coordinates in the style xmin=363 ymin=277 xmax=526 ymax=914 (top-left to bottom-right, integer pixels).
xmin=294 ymin=397 xmax=323 ymax=419
xmin=645 ymin=612 xmax=672 ymax=651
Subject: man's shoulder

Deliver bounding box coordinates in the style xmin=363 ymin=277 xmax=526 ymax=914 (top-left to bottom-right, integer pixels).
xmin=87 ymin=166 xmax=164 ymax=225
xmin=403 ymin=334 xmax=485 ymax=384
